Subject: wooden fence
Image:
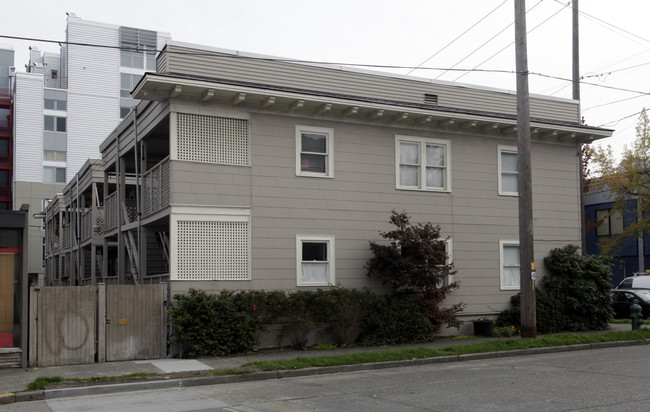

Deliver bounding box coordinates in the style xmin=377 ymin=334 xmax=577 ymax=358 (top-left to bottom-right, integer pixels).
xmin=29 ymin=283 xmax=167 ymax=367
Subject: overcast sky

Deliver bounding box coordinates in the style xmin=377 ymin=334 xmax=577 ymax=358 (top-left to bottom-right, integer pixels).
xmin=3 ymin=0 xmax=650 ymax=158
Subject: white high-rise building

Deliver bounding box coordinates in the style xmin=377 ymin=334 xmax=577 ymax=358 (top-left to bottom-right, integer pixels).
xmin=13 ymin=14 xmax=170 ymax=277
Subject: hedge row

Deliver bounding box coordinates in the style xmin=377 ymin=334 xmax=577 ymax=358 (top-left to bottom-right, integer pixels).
xmin=168 ymin=288 xmax=437 ymax=357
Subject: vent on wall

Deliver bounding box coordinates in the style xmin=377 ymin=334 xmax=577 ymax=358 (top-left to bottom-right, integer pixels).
xmin=424 ymin=94 xmax=439 ymax=105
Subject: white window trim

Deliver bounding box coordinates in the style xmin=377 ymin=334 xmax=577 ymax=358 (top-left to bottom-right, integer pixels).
xmin=296 ymin=235 xmax=335 ymax=286
xmin=498 ymin=145 xmax=518 ymax=196
xmin=295 ymin=125 xmax=334 ymax=178
xmin=500 ymin=240 xmax=520 ymax=291
xmin=395 ymin=135 xmax=451 ymax=192
xmin=438 ymin=238 xmax=454 ymax=287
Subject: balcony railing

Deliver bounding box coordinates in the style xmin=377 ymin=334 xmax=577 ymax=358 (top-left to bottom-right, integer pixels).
xmin=44 ymin=75 xmax=68 ymax=89
xmin=143 ymin=156 xmax=170 ymax=218
xmin=81 ymin=206 xmax=105 ymax=242
xmin=105 ymin=192 xmax=118 ymax=232
xmin=105 ymin=192 xmax=138 ymax=231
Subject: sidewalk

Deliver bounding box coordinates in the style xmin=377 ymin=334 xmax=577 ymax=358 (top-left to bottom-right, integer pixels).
xmin=0 ymin=323 xmax=644 ymax=404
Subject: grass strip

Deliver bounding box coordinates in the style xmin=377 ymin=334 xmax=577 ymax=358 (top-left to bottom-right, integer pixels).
xmin=27 ymin=373 xmax=157 ymax=391
xmin=213 ymin=369 xmax=253 ymax=376
xmin=244 ymin=329 xmax=650 ymax=371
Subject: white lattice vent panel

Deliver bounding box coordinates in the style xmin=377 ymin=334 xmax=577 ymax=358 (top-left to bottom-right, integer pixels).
xmin=176 ymin=220 xmax=250 ymax=280
xmin=177 ymin=113 xmax=249 ymax=165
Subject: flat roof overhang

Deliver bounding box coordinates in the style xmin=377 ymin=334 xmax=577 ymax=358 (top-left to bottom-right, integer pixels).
xmin=133 ymin=73 xmax=613 ymax=145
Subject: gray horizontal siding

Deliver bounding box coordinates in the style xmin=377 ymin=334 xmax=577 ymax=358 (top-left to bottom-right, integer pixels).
xmin=161 ymin=43 xmax=579 ymax=124
xmin=166 ymin=105 xmax=582 ymax=315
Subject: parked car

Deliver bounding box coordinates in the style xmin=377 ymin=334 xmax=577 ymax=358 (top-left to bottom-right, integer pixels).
xmin=615 ymin=276 xmax=650 ymax=289
xmin=611 ymin=289 xmax=650 ymax=319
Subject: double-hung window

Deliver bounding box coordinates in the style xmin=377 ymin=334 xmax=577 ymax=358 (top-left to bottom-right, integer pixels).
xmin=596 ymin=208 xmax=623 ymax=236
xmin=296 ymin=126 xmax=334 ymax=178
xmin=500 ymin=240 xmax=520 ymax=290
xmin=296 ymin=235 xmax=335 ymax=286
xmin=498 ymin=145 xmax=518 ymax=196
xmin=396 ymin=136 xmax=450 ymax=191
xmin=436 ymin=238 xmax=454 ymax=287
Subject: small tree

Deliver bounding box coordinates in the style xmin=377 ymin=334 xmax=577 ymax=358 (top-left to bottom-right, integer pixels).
xmin=366 ymin=210 xmax=463 ymax=329
xmin=589 ymin=109 xmax=650 ymax=255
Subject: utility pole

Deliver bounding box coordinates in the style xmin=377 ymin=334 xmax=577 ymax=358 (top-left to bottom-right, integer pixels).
xmin=574 ymin=0 xmax=587 ymax=255
xmin=515 ymin=0 xmax=536 ymax=338
xmin=572 ymin=0 xmax=580 ymax=103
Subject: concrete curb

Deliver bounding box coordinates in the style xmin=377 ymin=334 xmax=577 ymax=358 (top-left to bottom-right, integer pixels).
xmin=7 ymin=338 xmax=649 ymax=404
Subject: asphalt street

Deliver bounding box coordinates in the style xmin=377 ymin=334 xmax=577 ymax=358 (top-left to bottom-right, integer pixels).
xmin=4 ymin=344 xmax=650 ymax=411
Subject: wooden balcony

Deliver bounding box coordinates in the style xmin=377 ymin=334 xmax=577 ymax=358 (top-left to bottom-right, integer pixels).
xmin=143 ymin=156 xmax=170 ymax=218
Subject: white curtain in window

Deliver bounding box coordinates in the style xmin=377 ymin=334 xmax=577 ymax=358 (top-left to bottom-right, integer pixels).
xmin=426 ymin=145 xmax=445 ymax=167
xmin=502 ymin=174 xmax=518 ymax=193
xmin=504 ymin=267 xmax=519 ymax=287
xmin=302 ymin=262 xmax=328 ymax=283
xmin=400 ymin=142 xmax=419 ymax=186
xmin=426 ymin=167 xmax=443 ymax=188
xmin=503 ymin=245 xmax=520 ymax=287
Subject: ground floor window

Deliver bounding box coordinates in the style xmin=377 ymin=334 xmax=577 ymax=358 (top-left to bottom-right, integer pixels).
xmin=296 ymin=235 xmax=335 ymax=286
xmin=500 ymin=240 xmax=520 ymax=290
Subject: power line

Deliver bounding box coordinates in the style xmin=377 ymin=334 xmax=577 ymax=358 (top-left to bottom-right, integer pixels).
xmin=453 ymin=0 xmax=570 ymax=82
xmin=4 ymin=33 xmax=650 ymax=100
xmin=551 ymin=0 xmax=650 ymax=47
xmin=582 ymin=61 xmax=650 ymax=80
xmin=597 ymin=110 xmax=645 ymax=128
xmin=406 ymin=0 xmax=508 ymax=76
xmin=437 ymin=0 xmax=544 ymax=81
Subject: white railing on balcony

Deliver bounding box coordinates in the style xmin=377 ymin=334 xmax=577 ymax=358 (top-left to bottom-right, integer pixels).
xmin=143 ymin=156 xmax=170 ymax=218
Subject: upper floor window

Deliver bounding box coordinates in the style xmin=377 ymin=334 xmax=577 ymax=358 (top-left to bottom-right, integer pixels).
xmin=44 ymin=116 xmax=66 ymax=132
xmin=44 ymin=150 xmax=66 ymax=162
xmin=396 ymin=136 xmax=450 ymax=191
xmin=44 ymin=98 xmax=67 ymax=111
xmin=43 ymin=166 xmax=66 ymax=184
xmin=119 ymin=26 xmax=157 ymax=70
xmin=500 ymin=240 xmax=520 ymax=290
xmin=296 ymin=126 xmax=334 ymax=178
xmin=596 ymin=208 xmax=623 ymax=236
xmin=120 ymin=73 xmax=142 ymax=98
xmin=498 ymin=145 xmax=518 ymax=196
xmin=0 ymin=138 xmax=9 ymax=160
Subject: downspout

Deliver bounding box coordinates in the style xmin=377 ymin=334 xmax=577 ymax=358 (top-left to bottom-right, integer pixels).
xmin=76 ymin=173 xmax=81 ymax=285
xmin=133 ymin=107 xmax=142 ymax=284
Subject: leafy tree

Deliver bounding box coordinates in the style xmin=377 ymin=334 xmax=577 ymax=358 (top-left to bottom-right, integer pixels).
xmin=366 ymin=210 xmax=463 ymax=329
xmin=589 ymin=109 xmax=650 ymax=254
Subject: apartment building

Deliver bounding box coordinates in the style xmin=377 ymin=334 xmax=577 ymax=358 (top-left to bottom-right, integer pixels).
xmin=12 ymin=15 xmax=169 ymax=279
xmin=0 ymin=45 xmax=13 ymax=211
xmin=46 ymin=41 xmax=613 ymax=320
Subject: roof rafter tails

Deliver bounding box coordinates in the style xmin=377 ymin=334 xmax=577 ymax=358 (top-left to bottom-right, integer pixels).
xmin=132 ymin=73 xmax=614 ymax=145
xmin=231 ymin=92 xmax=246 ymax=106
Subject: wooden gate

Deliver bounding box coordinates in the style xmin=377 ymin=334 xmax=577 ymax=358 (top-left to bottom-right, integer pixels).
xmin=102 ymin=284 xmax=167 ymax=362
xmin=29 ymin=283 xmax=167 ymax=366
xmin=29 ymin=286 xmax=96 ymax=367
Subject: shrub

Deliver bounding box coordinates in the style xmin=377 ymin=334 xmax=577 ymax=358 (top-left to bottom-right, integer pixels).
xmin=496 ymin=245 xmax=613 ymax=333
xmin=313 ymin=287 xmax=379 ymax=346
xmin=358 ymin=290 xmax=437 ymax=346
xmin=281 ymin=291 xmax=317 ymax=349
xmin=543 ymin=244 xmax=613 ymax=331
xmin=168 ymin=289 xmax=265 ymax=357
xmin=365 ymin=210 xmax=464 ymax=330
